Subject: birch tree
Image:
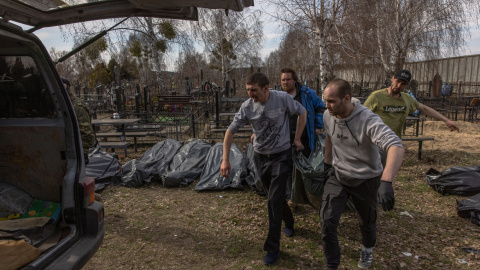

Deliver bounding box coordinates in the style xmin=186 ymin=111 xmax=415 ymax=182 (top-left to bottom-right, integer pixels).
xmin=262 ymin=0 xmax=347 ymax=92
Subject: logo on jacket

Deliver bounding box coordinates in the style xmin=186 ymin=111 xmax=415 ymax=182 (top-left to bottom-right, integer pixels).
xmin=383 ymin=105 xmax=406 ymax=113
xmin=337 ymin=134 xmax=349 ymax=140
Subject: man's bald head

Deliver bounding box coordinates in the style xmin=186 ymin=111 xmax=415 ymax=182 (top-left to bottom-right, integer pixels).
xmin=325 ymin=79 xmax=352 ymax=99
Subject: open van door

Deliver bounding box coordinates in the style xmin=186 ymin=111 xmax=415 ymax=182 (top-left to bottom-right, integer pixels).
xmin=0 ymin=0 xmax=254 ymax=29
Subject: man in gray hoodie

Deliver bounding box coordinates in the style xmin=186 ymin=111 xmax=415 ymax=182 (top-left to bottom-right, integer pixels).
xmin=321 ymin=79 xmax=405 ymax=269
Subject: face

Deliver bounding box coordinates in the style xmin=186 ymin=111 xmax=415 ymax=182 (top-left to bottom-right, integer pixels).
xmin=246 ymin=83 xmax=269 ymax=103
xmin=281 ymin=73 xmax=296 ymax=94
xmin=389 ymin=76 xmax=408 ymax=95
xmin=323 ymin=86 xmax=350 ymax=118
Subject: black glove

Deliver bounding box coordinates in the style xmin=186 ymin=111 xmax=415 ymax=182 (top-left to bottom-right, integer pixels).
xmin=377 ymin=180 xmax=395 ymax=211
xmin=324 ymin=163 xmax=332 ymax=172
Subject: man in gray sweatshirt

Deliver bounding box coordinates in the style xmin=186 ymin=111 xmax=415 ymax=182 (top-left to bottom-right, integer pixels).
xmin=321 ymin=79 xmax=405 ymax=269
xmin=221 ymin=72 xmax=307 ymax=266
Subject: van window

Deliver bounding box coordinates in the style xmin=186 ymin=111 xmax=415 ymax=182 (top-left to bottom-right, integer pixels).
xmin=0 ymin=56 xmax=56 ymax=118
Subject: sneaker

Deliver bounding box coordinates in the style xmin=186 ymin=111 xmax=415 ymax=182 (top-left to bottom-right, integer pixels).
xmin=263 ymin=250 xmax=280 ymax=265
xmin=283 ymin=226 xmax=294 ymax=237
xmin=358 ymin=247 xmax=373 ymax=269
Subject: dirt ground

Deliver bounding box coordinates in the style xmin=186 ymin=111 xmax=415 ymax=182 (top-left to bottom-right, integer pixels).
xmin=84 ymin=121 xmax=480 ymax=270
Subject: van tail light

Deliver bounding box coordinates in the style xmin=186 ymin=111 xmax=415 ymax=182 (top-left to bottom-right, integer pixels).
xmin=82 ymin=177 xmax=96 ymax=207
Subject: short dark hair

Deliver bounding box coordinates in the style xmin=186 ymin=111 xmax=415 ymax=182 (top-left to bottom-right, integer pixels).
xmin=281 ymin=68 xmax=299 ymax=82
xmin=326 ymin=79 xmax=352 ymax=98
xmin=246 ymin=72 xmax=269 ymax=88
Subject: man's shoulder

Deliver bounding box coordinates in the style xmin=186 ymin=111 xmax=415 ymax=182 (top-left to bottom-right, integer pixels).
xmin=371 ymin=88 xmax=388 ymax=96
xmin=401 ymin=92 xmax=418 ymax=102
xmin=300 ymin=85 xmax=316 ymax=94
xmin=300 ymin=86 xmax=322 ymax=100
xmin=240 ymin=97 xmax=253 ymax=108
xmin=271 ymin=89 xmax=290 ymax=99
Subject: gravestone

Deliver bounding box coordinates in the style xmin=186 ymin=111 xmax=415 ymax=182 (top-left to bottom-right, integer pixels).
xmin=431 ymin=73 xmax=442 ymax=98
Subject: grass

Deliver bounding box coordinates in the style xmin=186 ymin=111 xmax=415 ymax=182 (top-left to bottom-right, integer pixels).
xmin=84 ymin=131 xmax=480 ymax=270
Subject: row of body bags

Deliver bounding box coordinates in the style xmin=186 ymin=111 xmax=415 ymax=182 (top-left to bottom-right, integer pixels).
xmin=85 ymin=139 xmax=263 ymax=193
xmin=85 ymin=135 xmax=329 ymax=200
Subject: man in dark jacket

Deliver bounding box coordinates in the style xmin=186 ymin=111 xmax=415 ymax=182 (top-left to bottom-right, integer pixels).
xmin=280 ymin=68 xmax=326 ymax=200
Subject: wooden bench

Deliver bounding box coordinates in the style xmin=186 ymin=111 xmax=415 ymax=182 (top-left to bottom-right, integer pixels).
xmin=463 ymin=98 xmax=480 ymax=122
xmin=402 ymin=137 xmax=435 ymax=160
xmin=97 ymin=141 xmax=130 ymax=157
xmin=96 ymin=131 xmax=149 ymax=152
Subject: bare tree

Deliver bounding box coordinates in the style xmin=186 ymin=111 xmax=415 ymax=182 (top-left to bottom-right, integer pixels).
xmin=261 ymin=0 xmax=347 ymax=92
xmin=192 ymin=8 xmax=263 ymax=86
xmin=175 ymin=50 xmax=211 ymax=89
xmin=51 ymin=48 xmax=78 ymax=82
xmin=330 ymin=2 xmax=384 ymax=87
xmin=366 ymin=0 xmax=480 ymax=75
xmin=60 ymin=17 xmax=191 ymax=95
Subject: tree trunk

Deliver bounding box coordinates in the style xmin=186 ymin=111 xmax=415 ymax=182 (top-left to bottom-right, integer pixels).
xmin=318 ymin=30 xmax=328 ymax=94
xmin=315 ymin=1 xmax=329 ymax=95
xmin=145 ymin=18 xmax=166 ymax=95
xmin=376 ymin=2 xmax=391 ymax=76
xmin=219 ymin=12 xmax=227 ymax=87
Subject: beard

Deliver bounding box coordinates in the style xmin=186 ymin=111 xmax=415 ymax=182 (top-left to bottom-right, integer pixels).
xmin=282 ymin=85 xmax=295 ymax=94
xmin=390 ymin=86 xmax=402 ymax=95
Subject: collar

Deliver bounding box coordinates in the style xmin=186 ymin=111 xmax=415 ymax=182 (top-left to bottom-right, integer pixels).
xmin=387 ymin=87 xmax=401 ymax=99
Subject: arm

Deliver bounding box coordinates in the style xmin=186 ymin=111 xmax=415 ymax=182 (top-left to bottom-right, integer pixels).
xmin=324 ymin=135 xmax=332 ymax=165
xmin=220 ymin=129 xmax=234 ymax=178
xmin=381 ymin=145 xmax=405 ymax=182
xmin=294 ymin=111 xmax=307 ymax=151
xmin=377 ymin=145 xmax=404 ymax=212
xmin=417 ymin=103 xmax=460 ymax=132
xmin=313 ymin=94 xmax=326 ymax=129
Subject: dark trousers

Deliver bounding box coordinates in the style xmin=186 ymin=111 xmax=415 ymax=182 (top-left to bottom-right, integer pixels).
xmin=254 ymin=149 xmax=294 ymax=252
xmin=320 ymin=170 xmax=381 ymax=268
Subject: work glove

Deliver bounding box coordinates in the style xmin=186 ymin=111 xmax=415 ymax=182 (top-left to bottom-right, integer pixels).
xmin=377 ymin=180 xmax=395 ymax=211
